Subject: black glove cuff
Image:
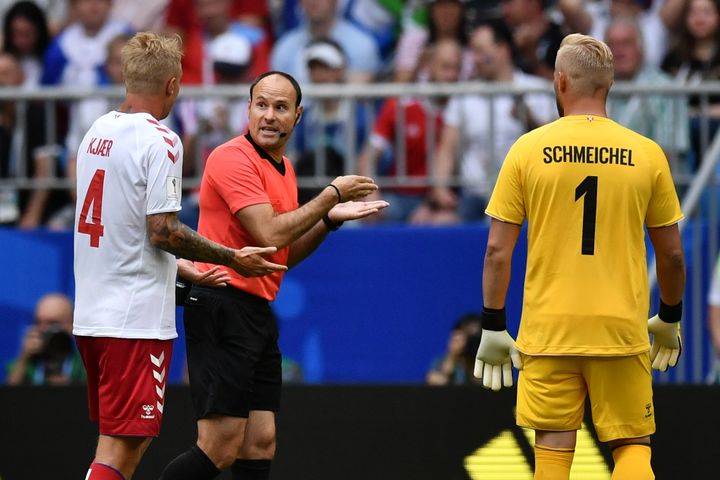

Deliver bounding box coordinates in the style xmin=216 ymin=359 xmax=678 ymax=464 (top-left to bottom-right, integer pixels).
xmin=481 ymin=306 xmax=507 ymax=331
xmin=659 ymin=300 xmax=682 ymax=323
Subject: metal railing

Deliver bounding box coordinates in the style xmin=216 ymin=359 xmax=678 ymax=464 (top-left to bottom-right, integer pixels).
xmin=6 ymin=81 xmax=719 ymax=189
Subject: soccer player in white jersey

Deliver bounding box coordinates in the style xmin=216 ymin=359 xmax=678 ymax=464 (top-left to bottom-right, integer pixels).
xmin=73 ymin=32 xmax=287 ymax=480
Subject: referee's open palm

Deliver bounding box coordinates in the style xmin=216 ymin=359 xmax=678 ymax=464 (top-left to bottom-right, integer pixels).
xmin=329 ymin=200 xmax=389 ymax=223
xmin=231 ymin=246 xmax=288 ymax=277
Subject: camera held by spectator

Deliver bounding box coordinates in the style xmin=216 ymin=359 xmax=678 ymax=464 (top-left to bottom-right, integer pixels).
xmin=6 ymin=293 xmax=85 ymax=386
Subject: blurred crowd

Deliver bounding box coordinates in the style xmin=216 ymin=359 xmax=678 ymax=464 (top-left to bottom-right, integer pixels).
xmin=0 ymin=0 xmax=718 ymax=228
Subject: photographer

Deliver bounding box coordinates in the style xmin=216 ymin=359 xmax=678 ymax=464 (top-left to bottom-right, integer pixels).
xmin=426 ymin=313 xmax=483 ymax=385
xmin=6 ymin=293 xmax=85 ymax=386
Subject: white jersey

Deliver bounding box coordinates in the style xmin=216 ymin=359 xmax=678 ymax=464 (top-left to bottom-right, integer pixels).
xmin=73 ymin=111 xmax=183 ymax=339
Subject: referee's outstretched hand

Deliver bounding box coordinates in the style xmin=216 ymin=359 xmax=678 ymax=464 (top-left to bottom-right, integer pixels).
xmin=231 ymin=246 xmax=288 ymax=277
xmin=330 ymin=175 xmax=379 ymax=202
xmin=328 ymin=200 xmax=390 ymax=223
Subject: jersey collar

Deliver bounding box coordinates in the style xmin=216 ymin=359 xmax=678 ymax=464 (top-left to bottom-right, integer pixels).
xmin=244 ymin=133 xmax=286 ymax=176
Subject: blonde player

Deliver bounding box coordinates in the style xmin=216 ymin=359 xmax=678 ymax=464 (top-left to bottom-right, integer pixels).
xmin=473 ymin=34 xmax=685 ymax=479
xmin=73 ymin=33 xmax=285 ymax=480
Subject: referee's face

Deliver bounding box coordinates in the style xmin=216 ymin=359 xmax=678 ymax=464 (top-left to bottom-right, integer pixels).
xmin=248 ymin=75 xmax=302 ymax=157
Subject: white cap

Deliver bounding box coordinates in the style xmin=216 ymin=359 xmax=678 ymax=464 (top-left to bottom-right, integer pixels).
xmin=304 ymin=40 xmax=346 ymax=69
xmin=208 ymin=32 xmax=252 ymax=67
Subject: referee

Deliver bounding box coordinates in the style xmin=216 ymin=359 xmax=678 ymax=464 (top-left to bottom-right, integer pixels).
xmin=159 ymin=71 xmax=388 ymax=480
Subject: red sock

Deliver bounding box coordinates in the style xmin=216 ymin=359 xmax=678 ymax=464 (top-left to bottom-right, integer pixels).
xmin=85 ymin=462 xmax=126 ymax=480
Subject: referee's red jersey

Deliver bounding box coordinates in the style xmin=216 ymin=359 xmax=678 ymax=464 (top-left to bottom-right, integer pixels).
xmin=196 ymin=134 xmax=298 ymax=301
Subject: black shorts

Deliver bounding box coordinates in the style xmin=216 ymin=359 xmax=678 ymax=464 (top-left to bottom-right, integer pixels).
xmin=184 ymin=285 xmax=282 ymax=419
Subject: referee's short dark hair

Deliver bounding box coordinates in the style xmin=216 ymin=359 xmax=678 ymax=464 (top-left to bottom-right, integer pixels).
xmin=250 ymin=71 xmax=303 ymax=108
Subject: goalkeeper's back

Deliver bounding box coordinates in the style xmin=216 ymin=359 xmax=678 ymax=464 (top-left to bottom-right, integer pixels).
xmin=485 ymin=114 xmax=683 ymax=356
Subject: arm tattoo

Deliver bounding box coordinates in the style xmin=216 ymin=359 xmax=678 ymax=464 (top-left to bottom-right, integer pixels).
xmin=148 ymin=213 xmax=234 ymax=265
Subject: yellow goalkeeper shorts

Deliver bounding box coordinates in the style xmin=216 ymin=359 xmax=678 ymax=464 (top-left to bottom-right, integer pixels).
xmin=516 ymin=353 xmax=656 ymax=442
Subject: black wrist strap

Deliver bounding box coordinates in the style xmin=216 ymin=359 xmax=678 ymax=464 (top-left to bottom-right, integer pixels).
xmin=481 ymin=306 xmax=507 ymax=331
xmin=322 ymin=213 xmax=343 ymax=231
xmin=659 ymin=300 xmax=682 ymax=323
xmin=326 ymin=184 xmax=342 ymax=203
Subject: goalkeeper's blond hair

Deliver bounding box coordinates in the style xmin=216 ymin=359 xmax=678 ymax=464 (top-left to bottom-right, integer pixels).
xmin=122 ymin=32 xmax=183 ymax=94
xmin=555 ymin=33 xmax=614 ymax=96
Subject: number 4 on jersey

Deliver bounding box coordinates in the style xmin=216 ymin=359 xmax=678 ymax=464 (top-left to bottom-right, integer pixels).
xmin=78 ymin=169 xmax=106 ymax=248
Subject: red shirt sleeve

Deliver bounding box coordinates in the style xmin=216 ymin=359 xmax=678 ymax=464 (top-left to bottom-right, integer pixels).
xmin=374 ymin=98 xmax=397 ymax=141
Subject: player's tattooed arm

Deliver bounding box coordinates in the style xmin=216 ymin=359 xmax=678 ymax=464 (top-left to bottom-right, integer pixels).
xmin=147 ymin=212 xmax=235 ymax=265
xmin=147 ymin=212 xmax=287 ymax=277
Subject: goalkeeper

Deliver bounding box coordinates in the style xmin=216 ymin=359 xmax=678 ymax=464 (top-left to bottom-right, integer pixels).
xmin=474 ymin=34 xmax=685 ymax=480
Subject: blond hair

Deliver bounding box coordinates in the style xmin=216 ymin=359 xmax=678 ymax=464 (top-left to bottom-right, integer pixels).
xmin=556 ymin=33 xmax=614 ymax=96
xmin=122 ymin=32 xmax=183 ymax=94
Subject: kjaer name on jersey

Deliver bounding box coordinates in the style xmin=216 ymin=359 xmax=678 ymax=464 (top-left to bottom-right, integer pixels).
xmin=87 ymin=137 xmax=114 ymax=157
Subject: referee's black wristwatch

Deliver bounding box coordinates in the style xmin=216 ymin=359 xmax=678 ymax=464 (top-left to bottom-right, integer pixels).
xmin=322 ymin=213 xmax=343 ymax=231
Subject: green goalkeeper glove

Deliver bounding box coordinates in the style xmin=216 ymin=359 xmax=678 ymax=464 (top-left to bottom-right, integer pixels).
xmin=648 ymin=314 xmax=682 ymax=372
xmin=473 ymin=330 xmax=523 ymax=391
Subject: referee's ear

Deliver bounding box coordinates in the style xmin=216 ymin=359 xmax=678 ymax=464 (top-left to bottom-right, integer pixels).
xmin=294 ymin=105 xmax=303 ymax=126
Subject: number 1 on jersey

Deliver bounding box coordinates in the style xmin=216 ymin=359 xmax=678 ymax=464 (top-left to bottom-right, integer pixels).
xmin=575 ymin=176 xmax=597 ymax=255
xmin=78 ymin=169 xmax=106 ymax=248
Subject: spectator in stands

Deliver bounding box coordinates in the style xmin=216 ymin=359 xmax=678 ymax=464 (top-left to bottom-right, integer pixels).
xmin=2 ymin=1 xmax=51 ymax=88
xmin=562 ymin=0 xmax=669 ymax=68
xmin=164 ymin=0 xmax=271 ymax=39
xmin=178 ymin=0 xmax=270 ymax=85
xmin=272 ymin=0 xmax=382 ymax=83
xmin=180 ymin=31 xmax=253 ymax=165
xmin=174 ymin=31 xmax=254 ymax=228
xmin=0 ymin=52 xmax=66 ymax=228
xmin=110 ymin=0 xmax=170 ymax=31
xmin=358 ymin=38 xmax=462 ymax=224
xmin=41 ymin=0 xmax=132 ymax=87
xmin=430 ymin=20 xmax=555 ymax=222
xmin=6 ymin=293 xmax=85 ymax=386
xmin=344 ymin=0 xmax=405 ymax=65
xmin=0 ymin=0 xmax=70 ymax=37
xmin=393 ymin=0 xmax=474 ymax=82
xmin=290 ymin=39 xmax=373 ymax=203
xmin=499 ymin=0 xmax=564 ymax=80
xmin=662 ymin=0 xmax=720 ymax=169
xmin=707 ymin=254 xmax=720 ymax=383
xmin=605 ymin=16 xmax=689 ymax=161
xmin=426 ymin=313 xmax=482 ymax=385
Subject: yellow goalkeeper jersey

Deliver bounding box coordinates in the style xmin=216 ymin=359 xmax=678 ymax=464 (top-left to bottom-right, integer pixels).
xmin=486 ymin=115 xmax=683 ymax=356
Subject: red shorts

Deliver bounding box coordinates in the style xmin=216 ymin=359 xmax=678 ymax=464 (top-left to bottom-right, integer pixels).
xmin=75 ymin=336 xmax=173 ymax=437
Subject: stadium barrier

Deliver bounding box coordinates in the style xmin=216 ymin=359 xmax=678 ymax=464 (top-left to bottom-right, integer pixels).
xmin=0 ymin=385 xmax=717 ymax=480
xmin=1 ymin=222 xmax=718 ymax=385
xmin=0 ymin=81 xmax=715 ymax=190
